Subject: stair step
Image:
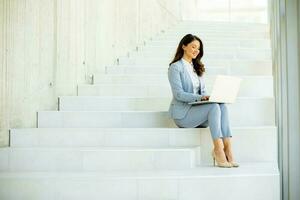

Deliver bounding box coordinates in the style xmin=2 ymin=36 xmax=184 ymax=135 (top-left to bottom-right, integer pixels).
xmin=0 ymin=147 xmax=199 ymax=171
xmin=9 ymin=127 xmax=277 ymax=163
xmin=130 ymin=50 xmax=271 ymax=61
xmin=92 ymin=74 xmax=272 ymax=88
xmin=116 ymin=56 xmax=272 ymax=68
xmin=132 ymin=47 xmax=271 ymax=56
xmin=170 ymin=24 xmax=269 ymax=30
xmin=118 ymin=57 xmax=271 ymax=65
xmin=142 ymin=39 xmax=271 ymax=50
xmin=59 ymin=97 xmax=275 ymax=123
xmin=105 ymin=60 xmax=272 ymax=75
xmin=143 ymin=38 xmax=270 ymax=46
xmin=37 ymin=109 xmax=274 ymax=128
xmin=0 ymin=163 xmax=279 ymax=200
xmin=165 ymin=33 xmax=269 ymax=38
xmin=176 ymin=21 xmax=269 ymax=29
xmin=58 ymin=96 xmax=275 ymax=126
xmin=113 ymin=59 xmax=272 ymax=67
xmin=78 ymin=76 xmax=274 ymax=98
xmin=118 ymin=52 xmax=271 ymax=65
xmin=105 ymin=63 xmax=272 ymax=76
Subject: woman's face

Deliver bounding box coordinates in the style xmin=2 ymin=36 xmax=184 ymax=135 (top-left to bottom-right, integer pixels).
xmin=182 ymin=40 xmax=200 ymax=59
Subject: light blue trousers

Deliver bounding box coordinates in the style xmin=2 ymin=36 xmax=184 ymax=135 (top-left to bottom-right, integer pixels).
xmin=174 ymin=103 xmax=232 ymax=140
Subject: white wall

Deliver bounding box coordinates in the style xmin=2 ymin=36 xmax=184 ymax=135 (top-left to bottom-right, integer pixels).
xmin=270 ymin=0 xmax=300 ymax=199
xmin=0 ymin=0 xmax=181 ymax=147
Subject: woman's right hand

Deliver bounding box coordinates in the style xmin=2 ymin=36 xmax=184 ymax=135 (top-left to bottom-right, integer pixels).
xmin=201 ymin=96 xmax=210 ymax=101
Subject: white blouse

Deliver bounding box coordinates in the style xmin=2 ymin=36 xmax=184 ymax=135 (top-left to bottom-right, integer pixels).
xmin=181 ymin=58 xmax=200 ymax=94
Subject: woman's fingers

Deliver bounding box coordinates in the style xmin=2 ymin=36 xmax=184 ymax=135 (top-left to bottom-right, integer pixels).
xmin=201 ymin=96 xmax=209 ymax=101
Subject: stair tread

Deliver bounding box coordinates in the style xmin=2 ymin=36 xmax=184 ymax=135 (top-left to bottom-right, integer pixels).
xmin=59 ymin=96 xmax=274 ymax=100
xmin=0 ymin=162 xmax=278 ymax=178
xmin=11 ymin=126 xmax=276 ymax=131
xmin=3 ymin=146 xmax=200 ymax=151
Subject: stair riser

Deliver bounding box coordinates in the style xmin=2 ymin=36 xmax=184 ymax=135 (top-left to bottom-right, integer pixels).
xmin=139 ymin=40 xmax=271 ymax=52
xmin=9 ymin=129 xmax=202 ymax=147
xmin=37 ymin=111 xmax=176 ymax=128
xmin=199 ymin=128 xmax=277 ymax=164
xmin=154 ymin=29 xmax=270 ymax=41
xmin=143 ymin=39 xmax=270 ymax=46
xmin=38 ymin=102 xmax=275 ymax=127
xmin=9 ymin=128 xmax=277 ymax=163
xmin=59 ymin=97 xmax=275 ymax=125
xmin=0 ymin=148 xmax=197 ymax=171
xmin=0 ymin=175 xmax=279 ymax=200
xmin=174 ymin=25 xmax=269 ymax=31
xmin=78 ymin=78 xmax=274 ymax=98
xmin=141 ymin=40 xmax=271 ymax=50
xmin=130 ymin=47 xmax=271 ymax=58
xmin=130 ymin=51 xmax=271 ymax=60
xmin=105 ymin=65 xmax=272 ymax=76
xmin=118 ymin=56 xmax=271 ymax=65
xmin=93 ymin=74 xmax=272 ymax=85
xmin=112 ymin=60 xmax=272 ymax=67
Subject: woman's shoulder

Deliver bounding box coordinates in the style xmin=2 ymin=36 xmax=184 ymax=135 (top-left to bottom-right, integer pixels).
xmin=169 ymin=60 xmax=183 ymax=70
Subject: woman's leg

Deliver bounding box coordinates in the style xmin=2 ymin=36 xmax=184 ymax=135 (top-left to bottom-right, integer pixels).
xmin=223 ymin=138 xmax=234 ymax=162
xmin=174 ymin=103 xmax=231 ymax=166
xmin=218 ymin=104 xmax=238 ymax=166
xmin=207 ymin=103 xmax=222 ymax=139
xmin=218 ymin=103 xmax=232 ymax=138
xmin=175 ymin=103 xmax=225 ymax=139
xmin=206 ymin=104 xmax=230 ymax=166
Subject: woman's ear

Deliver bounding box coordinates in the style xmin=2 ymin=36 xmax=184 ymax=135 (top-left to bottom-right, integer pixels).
xmin=182 ymin=45 xmax=186 ymax=50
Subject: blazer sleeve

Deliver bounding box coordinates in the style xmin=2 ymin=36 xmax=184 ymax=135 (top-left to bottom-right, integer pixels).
xmin=168 ymin=63 xmax=202 ymax=103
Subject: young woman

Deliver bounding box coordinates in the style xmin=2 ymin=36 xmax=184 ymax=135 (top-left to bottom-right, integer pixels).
xmin=168 ymin=34 xmax=238 ymax=168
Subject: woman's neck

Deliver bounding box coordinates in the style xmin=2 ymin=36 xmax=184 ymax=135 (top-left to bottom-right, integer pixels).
xmin=182 ymin=55 xmax=192 ymax=63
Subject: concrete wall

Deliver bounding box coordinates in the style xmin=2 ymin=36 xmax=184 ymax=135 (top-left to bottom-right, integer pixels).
xmin=0 ymin=0 xmax=181 ymax=147
xmin=270 ymin=0 xmax=300 ymax=199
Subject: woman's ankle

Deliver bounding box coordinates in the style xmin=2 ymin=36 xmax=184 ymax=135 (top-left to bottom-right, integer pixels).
xmin=224 ymin=148 xmax=234 ymax=162
xmin=213 ymin=148 xmax=227 ymax=162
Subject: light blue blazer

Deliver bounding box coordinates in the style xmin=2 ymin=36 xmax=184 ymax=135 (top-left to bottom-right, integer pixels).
xmin=168 ymin=59 xmax=207 ymax=119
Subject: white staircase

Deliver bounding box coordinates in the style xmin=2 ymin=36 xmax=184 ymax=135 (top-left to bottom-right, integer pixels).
xmin=0 ymin=21 xmax=279 ymax=200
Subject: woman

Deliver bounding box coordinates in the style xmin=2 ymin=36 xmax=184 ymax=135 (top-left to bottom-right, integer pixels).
xmin=168 ymin=34 xmax=238 ymax=168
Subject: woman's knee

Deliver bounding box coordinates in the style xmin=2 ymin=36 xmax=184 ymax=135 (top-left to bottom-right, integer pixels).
xmin=209 ymin=103 xmax=220 ymax=112
xmin=218 ymin=103 xmax=228 ymax=112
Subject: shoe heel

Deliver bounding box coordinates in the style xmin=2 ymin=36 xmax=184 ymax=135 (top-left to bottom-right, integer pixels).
xmin=211 ymin=150 xmax=232 ymax=168
xmin=211 ymin=151 xmax=216 ymax=167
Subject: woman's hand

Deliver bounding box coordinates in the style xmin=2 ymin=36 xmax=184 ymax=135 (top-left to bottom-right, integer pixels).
xmin=201 ymin=95 xmax=210 ymax=101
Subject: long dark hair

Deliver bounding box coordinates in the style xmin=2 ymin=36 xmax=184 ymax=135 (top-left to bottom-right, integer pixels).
xmin=169 ymin=34 xmax=205 ymax=77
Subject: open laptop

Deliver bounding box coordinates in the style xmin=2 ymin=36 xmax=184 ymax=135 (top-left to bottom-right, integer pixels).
xmin=188 ymin=75 xmax=242 ymax=105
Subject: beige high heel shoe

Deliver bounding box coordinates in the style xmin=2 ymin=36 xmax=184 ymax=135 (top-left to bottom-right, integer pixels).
xmin=211 ymin=150 xmax=232 ymax=168
xmin=225 ymin=156 xmax=239 ymax=168
xmin=229 ymin=162 xmax=239 ymax=168
xmin=224 ymin=152 xmax=239 ymax=168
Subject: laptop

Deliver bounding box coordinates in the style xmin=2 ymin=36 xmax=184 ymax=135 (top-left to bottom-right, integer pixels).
xmin=188 ymin=75 xmax=242 ymax=105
